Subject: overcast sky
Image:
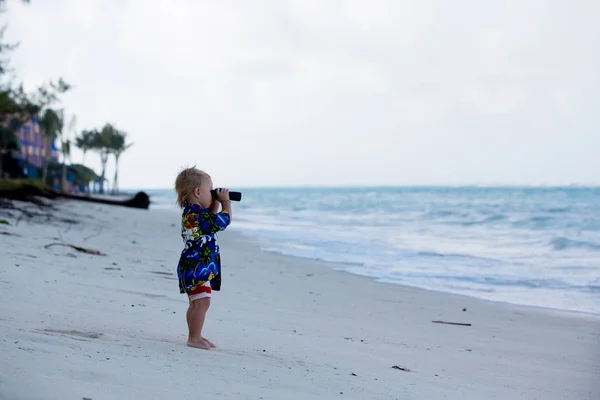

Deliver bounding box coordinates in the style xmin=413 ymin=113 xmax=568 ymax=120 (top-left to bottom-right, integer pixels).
xmin=3 ymin=0 xmax=599 ymax=188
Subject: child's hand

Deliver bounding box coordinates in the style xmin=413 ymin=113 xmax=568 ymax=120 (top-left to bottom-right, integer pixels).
xmin=216 ymin=188 xmax=230 ymax=203
xmin=216 ymin=188 xmax=232 ymax=218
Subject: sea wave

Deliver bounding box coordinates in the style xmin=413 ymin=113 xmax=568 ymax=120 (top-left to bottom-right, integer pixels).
xmin=458 ymin=214 xmax=507 ymax=226
xmin=146 ymin=186 xmax=600 ymax=314
xmin=549 ymin=237 xmax=600 ymax=251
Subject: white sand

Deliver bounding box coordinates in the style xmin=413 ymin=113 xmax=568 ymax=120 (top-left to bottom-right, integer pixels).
xmin=1 ymin=200 xmax=599 ymax=400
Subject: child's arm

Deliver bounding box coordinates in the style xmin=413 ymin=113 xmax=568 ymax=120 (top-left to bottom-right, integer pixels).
xmin=217 ymin=189 xmax=232 ymax=220
xmin=209 ymin=200 xmax=220 ymax=214
xmin=193 ymin=209 xmax=231 ymax=235
xmin=191 ymin=189 xmax=233 ymax=235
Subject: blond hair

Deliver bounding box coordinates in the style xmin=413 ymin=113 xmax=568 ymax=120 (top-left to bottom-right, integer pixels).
xmin=174 ymin=167 xmax=210 ymax=208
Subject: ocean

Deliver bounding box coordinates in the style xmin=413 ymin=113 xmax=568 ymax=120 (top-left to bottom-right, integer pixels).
xmin=146 ymin=187 xmax=600 ymax=315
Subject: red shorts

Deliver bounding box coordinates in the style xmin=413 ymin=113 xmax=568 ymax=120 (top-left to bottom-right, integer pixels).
xmin=187 ymin=281 xmax=211 ymax=301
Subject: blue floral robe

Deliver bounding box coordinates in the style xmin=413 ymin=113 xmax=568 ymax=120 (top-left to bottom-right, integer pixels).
xmin=177 ymin=203 xmax=231 ymax=293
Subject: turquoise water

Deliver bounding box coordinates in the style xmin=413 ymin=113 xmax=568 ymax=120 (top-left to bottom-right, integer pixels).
xmin=147 ymin=187 xmax=600 ymax=314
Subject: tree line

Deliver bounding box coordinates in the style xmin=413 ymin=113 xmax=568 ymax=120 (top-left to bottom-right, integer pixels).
xmin=0 ymin=0 xmax=132 ymax=194
xmin=74 ymin=124 xmax=132 ymax=194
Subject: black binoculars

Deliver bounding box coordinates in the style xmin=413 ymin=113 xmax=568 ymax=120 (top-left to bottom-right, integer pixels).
xmin=211 ymin=189 xmax=242 ymax=202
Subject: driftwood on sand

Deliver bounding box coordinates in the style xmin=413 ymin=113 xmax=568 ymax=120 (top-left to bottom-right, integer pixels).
xmin=0 ymin=182 xmax=57 ymax=204
xmin=44 ymin=243 xmax=106 ymax=256
xmin=432 ymin=320 xmax=472 ymax=327
xmin=0 ymin=181 xmax=150 ymax=210
xmin=56 ymin=191 xmax=150 ymax=209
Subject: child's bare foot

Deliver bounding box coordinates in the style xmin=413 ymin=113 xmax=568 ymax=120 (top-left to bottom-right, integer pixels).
xmin=187 ymin=338 xmax=211 ymax=350
xmin=202 ymin=337 xmax=216 ymax=348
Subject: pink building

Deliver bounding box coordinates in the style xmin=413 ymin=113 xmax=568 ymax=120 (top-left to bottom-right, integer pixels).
xmin=16 ymin=118 xmax=60 ymax=168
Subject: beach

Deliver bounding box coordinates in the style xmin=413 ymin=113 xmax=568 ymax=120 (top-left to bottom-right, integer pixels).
xmin=1 ymin=200 xmax=599 ymax=400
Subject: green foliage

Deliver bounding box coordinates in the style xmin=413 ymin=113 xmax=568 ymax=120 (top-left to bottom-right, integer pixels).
xmin=74 ymin=130 xmax=94 ymax=152
xmin=45 ymin=160 xmax=100 ymax=186
xmin=69 ymin=163 xmax=100 ymax=184
xmin=0 ymin=124 xmax=17 ymax=148
xmin=0 ymin=178 xmax=46 ymax=190
xmin=39 ymin=108 xmax=62 ymax=139
xmin=0 ymin=1 xmax=133 ymax=193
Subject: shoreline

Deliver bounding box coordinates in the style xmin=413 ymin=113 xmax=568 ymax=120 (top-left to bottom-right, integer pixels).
xmin=153 ymin=200 xmax=596 ymax=317
xmin=232 ymin=228 xmax=600 ymax=319
xmin=151 ymin=191 xmax=600 ymax=317
xmin=227 ymin=226 xmax=600 ymax=322
xmin=1 ymin=200 xmax=599 ymax=399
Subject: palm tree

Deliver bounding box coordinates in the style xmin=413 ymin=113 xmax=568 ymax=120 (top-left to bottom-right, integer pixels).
xmin=108 ymin=130 xmax=133 ymax=195
xmin=59 ymin=114 xmax=76 ymax=191
xmin=91 ymin=124 xmax=115 ymax=194
xmin=38 ymin=108 xmax=62 ymax=184
xmin=74 ymin=130 xmax=94 ymax=165
xmin=53 ymin=109 xmax=65 ymax=187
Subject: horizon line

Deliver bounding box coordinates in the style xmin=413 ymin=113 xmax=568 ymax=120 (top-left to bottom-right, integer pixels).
xmin=121 ymin=184 xmax=600 ymax=191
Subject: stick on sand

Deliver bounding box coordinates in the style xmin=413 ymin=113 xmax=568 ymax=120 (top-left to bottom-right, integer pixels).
xmin=44 ymin=243 xmax=106 ymax=256
xmin=432 ymin=320 xmax=472 ymax=327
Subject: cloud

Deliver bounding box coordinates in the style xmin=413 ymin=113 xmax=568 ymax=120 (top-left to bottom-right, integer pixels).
xmin=3 ymin=0 xmax=599 ymax=188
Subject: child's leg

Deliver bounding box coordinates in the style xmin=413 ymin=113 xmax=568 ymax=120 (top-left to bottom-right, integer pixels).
xmin=187 ymin=297 xmax=212 ymax=349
